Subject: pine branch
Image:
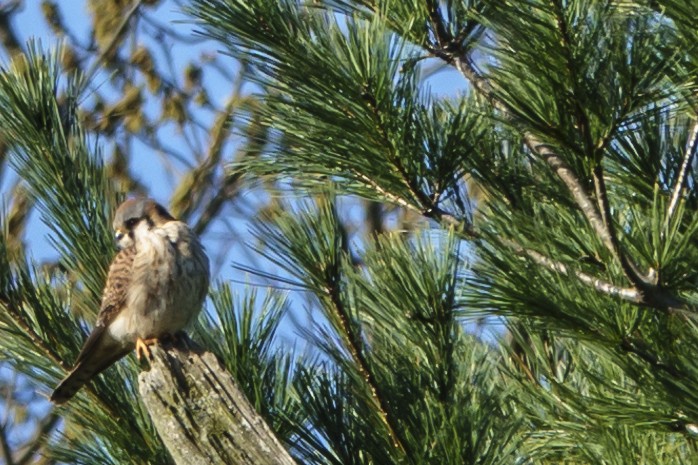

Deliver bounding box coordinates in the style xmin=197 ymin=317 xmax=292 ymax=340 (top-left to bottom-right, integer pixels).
xmin=422 ymin=7 xmax=691 ymax=311
xmin=138 ymin=342 xmax=296 ymax=465
xmin=322 ymin=272 xmax=408 ymax=456
xmin=510 ymin=244 xmax=642 ymax=303
xmin=452 ymin=53 xmax=622 ymax=267
xmin=0 ymin=295 xmax=132 ymax=424
xmin=363 ymin=87 xmax=434 ymax=217
xmin=664 ymin=120 xmax=698 ymax=233
xmin=354 ymin=171 xmax=469 ymax=233
xmin=353 ymin=166 xmax=658 ymax=305
xmin=549 ymin=1 xmax=648 ymax=288
xmin=356 ymin=163 xmax=649 ymax=305
xmin=591 ymin=164 xmax=653 ymax=288
xmin=425 ymin=8 xmax=624 ymax=264
xmin=0 ymin=298 xmax=69 ymax=371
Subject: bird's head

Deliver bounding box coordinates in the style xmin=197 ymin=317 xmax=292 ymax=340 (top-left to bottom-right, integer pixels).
xmin=112 ymin=198 xmax=175 ymax=249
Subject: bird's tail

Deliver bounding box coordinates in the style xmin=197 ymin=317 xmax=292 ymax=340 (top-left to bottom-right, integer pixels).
xmin=50 ymin=346 xmax=130 ymax=404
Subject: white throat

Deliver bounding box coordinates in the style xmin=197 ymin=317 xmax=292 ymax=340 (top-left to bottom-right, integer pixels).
xmin=133 ymin=220 xmax=154 ymax=243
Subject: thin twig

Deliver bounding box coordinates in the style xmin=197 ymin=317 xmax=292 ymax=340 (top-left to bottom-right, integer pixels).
xmin=81 ymin=0 xmax=143 ymax=89
xmin=15 ymin=412 xmax=60 ymax=465
xmin=620 ymin=337 xmax=681 ymax=378
xmin=0 ymin=299 xmax=69 ymax=371
xmin=664 ymin=120 xmax=698 ymax=234
xmin=355 ymin=171 xmax=417 ymax=211
xmin=140 ymin=14 xmax=210 ymax=44
xmin=193 ymin=171 xmax=243 ymax=235
xmin=517 ymin=246 xmax=641 ymax=302
xmin=354 ymin=172 xmax=471 ymax=233
xmin=0 ymin=2 xmax=23 ymax=58
xmin=592 ymin=164 xmax=652 ymax=287
xmin=0 ymin=421 xmax=15 ymax=465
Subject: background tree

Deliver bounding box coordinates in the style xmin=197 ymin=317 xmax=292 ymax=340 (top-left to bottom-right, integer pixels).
xmin=1 ymin=0 xmax=698 ymax=464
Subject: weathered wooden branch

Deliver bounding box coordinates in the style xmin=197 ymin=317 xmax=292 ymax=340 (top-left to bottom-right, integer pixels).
xmin=138 ymin=343 xmax=297 ymax=465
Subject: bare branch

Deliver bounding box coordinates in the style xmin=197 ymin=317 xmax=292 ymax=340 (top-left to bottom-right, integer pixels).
xmin=516 ymin=246 xmax=642 ymax=302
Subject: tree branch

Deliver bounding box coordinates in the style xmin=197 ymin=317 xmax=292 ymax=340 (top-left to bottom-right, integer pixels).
xmin=0 ymin=3 xmax=23 ymax=59
xmin=424 ymin=10 xmax=612 ymax=249
xmin=451 ymin=52 xmax=626 ymax=267
xmin=591 ymin=164 xmax=653 ymax=288
xmin=423 ymin=9 xmax=666 ymax=298
xmin=353 ymin=171 xmax=472 ymax=235
xmin=514 ymin=245 xmax=642 ymax=303
xmin=451 ymin=58 xmax=689 ymax=309
xmin=355 ymin=163 xmax=676 ymax=306
xmin=0 ymin=420 xmax=15 ymax=465
xmin=81 ymin=0 xmax=143 ymax=87
xmin=664 ymin=120 xmax=698 ymax=233
xmin=323 ymin=276 xmax=408 ymax=455
xmin=138 ymin=343 xmax=296 ymax=465
xmin=15 ymin=412 xmax=60 ymax=465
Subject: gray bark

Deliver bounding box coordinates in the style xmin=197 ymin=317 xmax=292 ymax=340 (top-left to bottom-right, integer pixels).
xmin=138 ymin=343 xmax=297 ymax=465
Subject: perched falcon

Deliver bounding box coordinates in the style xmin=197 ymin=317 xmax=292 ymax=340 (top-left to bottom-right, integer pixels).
xmin=50 ymin=198 xmax=210 ymax=404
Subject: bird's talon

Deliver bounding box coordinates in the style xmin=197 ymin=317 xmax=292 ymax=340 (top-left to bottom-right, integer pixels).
xmin=135 ymin=337 xmax=158 ymax=360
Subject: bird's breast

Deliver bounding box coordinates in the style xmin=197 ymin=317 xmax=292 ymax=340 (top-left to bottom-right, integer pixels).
xmin=121 ymin=221 xmax=209 ymax=340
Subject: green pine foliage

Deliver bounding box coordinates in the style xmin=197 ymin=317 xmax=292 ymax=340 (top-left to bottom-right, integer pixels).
xmin=0 ymin=0 xmax=697 ymax=464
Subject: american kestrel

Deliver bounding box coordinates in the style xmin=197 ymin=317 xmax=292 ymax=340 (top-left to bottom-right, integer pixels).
xmin=50 ymin=198 xmax=210 ymax=404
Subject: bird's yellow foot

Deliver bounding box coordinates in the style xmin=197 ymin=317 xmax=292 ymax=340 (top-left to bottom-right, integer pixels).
xmin=135 ymin=337 xmax=159 ymax=360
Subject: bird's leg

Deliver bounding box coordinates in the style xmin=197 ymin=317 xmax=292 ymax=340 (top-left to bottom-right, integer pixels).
xmin=171 ymin=331 xmax=204 ymax=354
xmin=172 ymin=331 xmax=189 ymax=350
xmin=135 ymin=337 xmax=159 ymax=360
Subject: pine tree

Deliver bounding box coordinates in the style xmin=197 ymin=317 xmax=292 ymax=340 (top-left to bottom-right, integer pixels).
xmin=1 ymin=0 xmax=698 ymax=464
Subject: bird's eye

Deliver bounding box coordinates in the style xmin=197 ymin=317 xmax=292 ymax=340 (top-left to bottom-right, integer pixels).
xmin=125 ymin=218 xmax=139 ymax=229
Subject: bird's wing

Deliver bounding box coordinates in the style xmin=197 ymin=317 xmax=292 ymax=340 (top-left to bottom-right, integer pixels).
xmin=73 ymin=246 xmax=136 ymax=365
xmin=51 ymin=247 xmax=136 ymax=404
